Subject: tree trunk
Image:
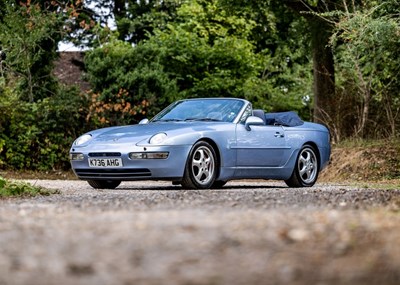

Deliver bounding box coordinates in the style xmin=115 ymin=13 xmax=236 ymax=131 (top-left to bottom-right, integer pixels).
xmin=113 ymin=0 xmax=126 ymax=21
xmin=283 ymin=0 xmax=338 ymax=129
xmin=310 ymin=19 xmax=336 ymax=125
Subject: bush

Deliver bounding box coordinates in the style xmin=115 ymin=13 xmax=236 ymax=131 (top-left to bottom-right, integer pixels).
xmin=85 ymin=40 xmax=179 ymax=126
xmin=0 ymin=86 xmax=90 ymax=170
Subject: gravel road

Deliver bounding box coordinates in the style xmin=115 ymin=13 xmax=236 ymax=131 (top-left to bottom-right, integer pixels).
xmin=1 ymin=180 xmax=400 ymax=285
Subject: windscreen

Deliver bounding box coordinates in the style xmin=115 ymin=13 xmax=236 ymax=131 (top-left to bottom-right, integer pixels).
xmin=152 ymin=99 xmax=244 ymax=123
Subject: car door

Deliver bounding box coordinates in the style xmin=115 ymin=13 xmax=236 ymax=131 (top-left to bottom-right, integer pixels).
xmin=234 ymin=123 xmax=291 ymax=167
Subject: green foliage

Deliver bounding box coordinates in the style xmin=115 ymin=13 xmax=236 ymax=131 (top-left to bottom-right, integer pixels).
xmin=260 ymin=17 xmax=313 ymax=118
xmin=0 ymin=176 xmax=5 ymax=189
xmin=116 ymin=0 xmax=182 ymax=44
xmin=0 ymin=176 xmax=59 ymax=197
xmin=0 ymin=1 xmax=95 ymax=171
xmin=150 ymin=24 xmax=266 ymax=98
xmin=85 ymin=39 xmax=179 ymax=125
xmin=330 ymin=1 xmax=400 ymax=138
xmin=0 ymin=2 xmax=62 ymax=102
xmin=156 ymin=0 xmax=266 ymax=100
xmin=0 ymin=86 xmax=90 ymax=170
xmin=85 ymin=0 xmax=312 ymax=126
xmin=1 ymin=0 xmax=399 ymax=172
xmin=173 ymin=0 xmax=313 ymax=114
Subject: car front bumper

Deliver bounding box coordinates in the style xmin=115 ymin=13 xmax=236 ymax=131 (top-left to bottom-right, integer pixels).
xmin=70 ymin=145 xmax=192 ymax=181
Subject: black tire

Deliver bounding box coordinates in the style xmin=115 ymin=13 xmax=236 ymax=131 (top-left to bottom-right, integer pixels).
xmin=87 ymin=180 xmax=121 ymax=189
xmin=181 ymin=141 xmax=218 ymax=189
xmin=211 ymin=180 xmax=227 ymax=189
xmin=285 ymin=145 xmax=319 ymax=187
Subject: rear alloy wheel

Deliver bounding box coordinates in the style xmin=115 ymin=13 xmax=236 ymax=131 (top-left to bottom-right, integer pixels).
xmin=87 ymin=180 xmax=121 ymax=189
xmin=182 ymin=141 xmax=217 ymax=189
xmin=285 ymin=145 xmax=319 ymax=187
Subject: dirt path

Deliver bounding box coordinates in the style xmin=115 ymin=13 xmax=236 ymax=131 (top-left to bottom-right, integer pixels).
xmin=1 ymin=180 xmax=399 ymax=285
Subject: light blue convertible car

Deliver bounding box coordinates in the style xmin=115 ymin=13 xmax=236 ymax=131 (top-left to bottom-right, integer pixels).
xmin=70 ymin=98 xmax=330 ymax=189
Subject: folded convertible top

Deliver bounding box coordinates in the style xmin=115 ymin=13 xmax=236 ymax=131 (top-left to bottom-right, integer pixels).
xmin=265 ymin=111 xmax=304 ymax=127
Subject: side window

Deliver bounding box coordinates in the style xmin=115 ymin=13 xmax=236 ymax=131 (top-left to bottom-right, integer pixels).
xmin=238 ymin=105 xmax=252 ymax=124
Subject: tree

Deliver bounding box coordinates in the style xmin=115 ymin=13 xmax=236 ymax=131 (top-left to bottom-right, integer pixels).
xmin=0 ymin=3 xmax=62 ymax=102
xmin=282 ymin=0 xmax=400 ymax=139
xmin=76 ymin=0 xmax=182 ymax=46
xmin=116 ymin=0 xmax=182 ymax=44
xmin=84 ymin=39 xmax=179 ymax=125
xmin=330 ymin=0 xmax=400 ymax=138
xmin=153 ymin=0 xmax=267 ymax=96
xmin=0 ymin=0 xmax=90 ymax=170
xmin=85 ymin=0 xmax=314 ymax=125
xmin=213 ymin=0 xmax=314 ymax=116
xmin=84 ymin=0 xmax=271 ymax=124
xmin=283 ymin=0 xmax=338 ymax=127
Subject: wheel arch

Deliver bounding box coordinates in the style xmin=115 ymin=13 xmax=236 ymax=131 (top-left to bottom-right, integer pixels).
xmin=194 ymin=138 xmax=222 ymax=177
xmin=181 ymin=138 xmax=221 ymax=189
xmin=303 ymin=141 xmax=321 ymax=171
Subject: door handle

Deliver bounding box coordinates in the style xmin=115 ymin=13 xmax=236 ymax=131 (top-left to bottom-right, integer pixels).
xmin=274 ymin=132 xmax=284 ymax=138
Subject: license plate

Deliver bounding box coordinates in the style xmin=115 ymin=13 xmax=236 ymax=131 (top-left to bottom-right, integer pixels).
xmin=88 ymin=158 xmax=123 ymax=168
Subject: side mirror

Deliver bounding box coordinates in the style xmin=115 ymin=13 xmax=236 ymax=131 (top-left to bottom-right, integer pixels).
xmin=245 ymin=116 xmax=264 ymax=131
xmin=139 ymin=118 xmax=149 ymax=124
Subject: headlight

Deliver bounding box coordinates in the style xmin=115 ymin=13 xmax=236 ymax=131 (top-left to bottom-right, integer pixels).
xmin=74 ymin=134 xmax=92 ymax=146
xmin=149 ymin=133 xmax=167 ymax=144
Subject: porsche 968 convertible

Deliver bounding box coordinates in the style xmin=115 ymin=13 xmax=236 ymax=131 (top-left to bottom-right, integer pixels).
xmin=70 ymin=98 xmax=330 ymax=189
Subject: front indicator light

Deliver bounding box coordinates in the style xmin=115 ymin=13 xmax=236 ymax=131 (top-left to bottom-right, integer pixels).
xmin=70 ymin=153 xmax=84 ymax=161
xmin=129 ymin=152 xmax=169 ymax=159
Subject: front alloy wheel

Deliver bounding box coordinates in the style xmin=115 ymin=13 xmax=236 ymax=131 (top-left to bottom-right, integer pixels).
xmin=285 ymin=145 xmax=319 ymax=187
xmin=182 ymin=141 xmax=217 ymax=189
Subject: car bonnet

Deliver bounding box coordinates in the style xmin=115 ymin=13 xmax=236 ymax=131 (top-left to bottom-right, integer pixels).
xmin=90 ymin=121 xmax=221 ymax=145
